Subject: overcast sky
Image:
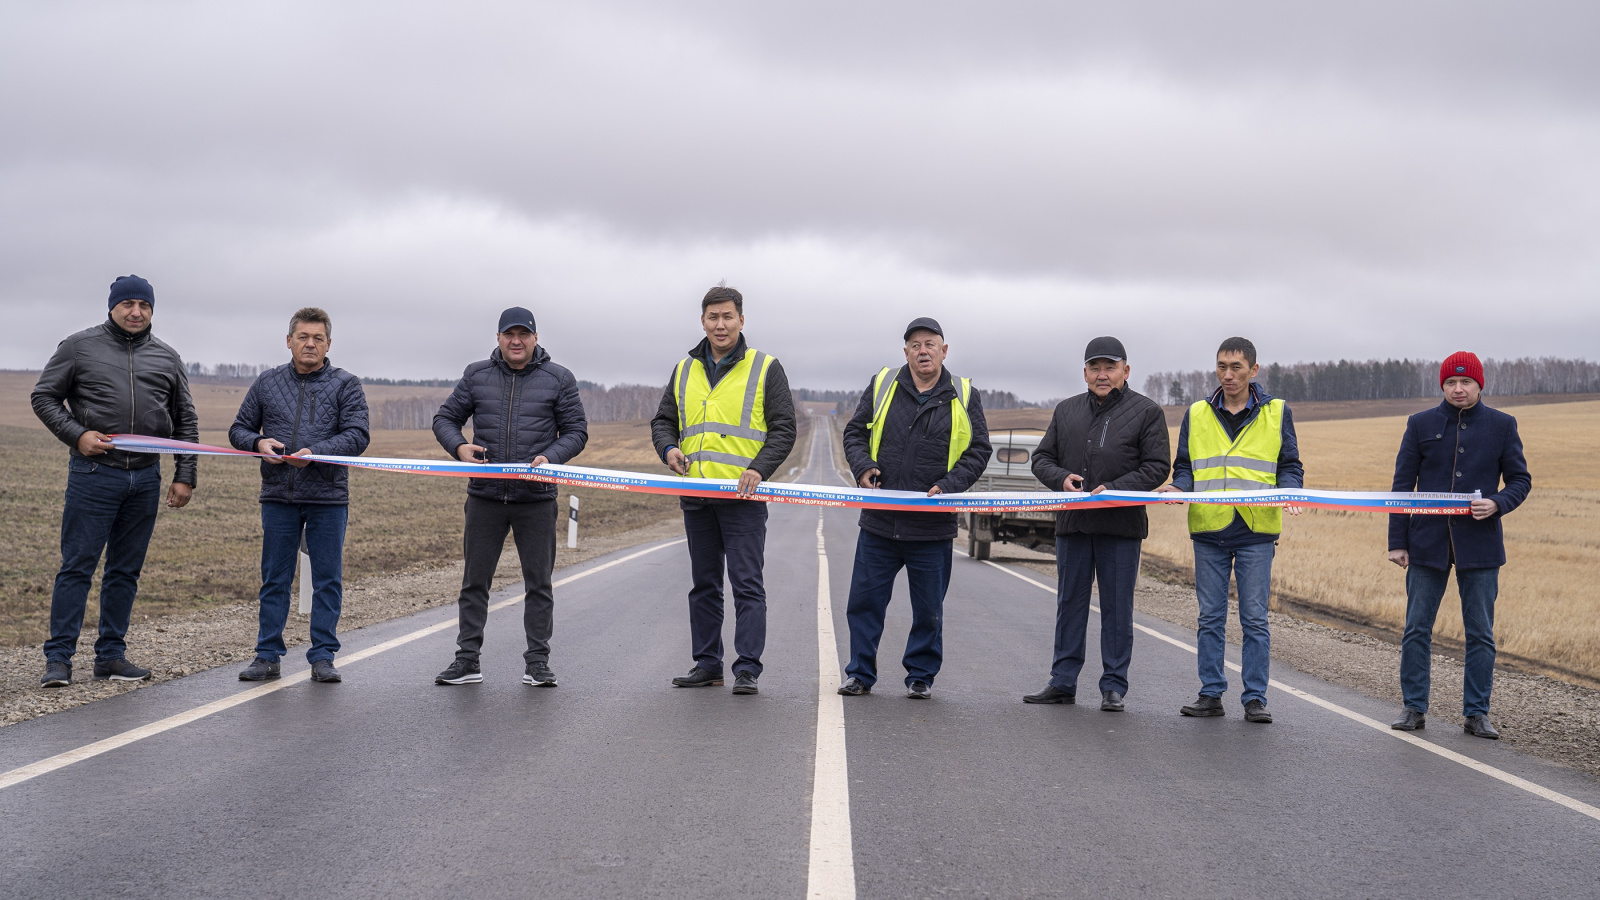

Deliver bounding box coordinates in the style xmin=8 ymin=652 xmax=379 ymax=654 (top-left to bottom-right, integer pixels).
xmin=2 ymin=2 xmax=1596 ymax=400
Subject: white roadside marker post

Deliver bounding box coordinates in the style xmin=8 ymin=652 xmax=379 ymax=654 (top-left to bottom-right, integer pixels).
xmin=567 ymin=494 xmax=580 ymax=549
xmin=297 ymin=535 xmax=312 ymax=615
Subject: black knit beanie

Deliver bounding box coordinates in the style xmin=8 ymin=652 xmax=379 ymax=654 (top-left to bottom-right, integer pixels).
xmin=108 ymin=275 xmax=155 ymax=310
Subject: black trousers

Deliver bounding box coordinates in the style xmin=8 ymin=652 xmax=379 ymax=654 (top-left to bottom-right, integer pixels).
xmin=682 ymin=501 xmax=768 ymax=677
xmin=455 ymin=495 xmax=557 ymax=665
xmin=1050 ymin=533 xmax=1141 ymax=695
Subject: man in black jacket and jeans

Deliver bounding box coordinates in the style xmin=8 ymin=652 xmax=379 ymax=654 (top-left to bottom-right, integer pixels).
xmin=229 ymin=307 xmax=369 ymax=684
xmin=432 ymin=307 xmax=588 ymax=687
xmin=838 ymin=317 xmax=991 ymax=699
xmin=1024 ymin=337 xmax=1170 ymax=711
xmin=32 ymin=275 xmax=198 ymax=687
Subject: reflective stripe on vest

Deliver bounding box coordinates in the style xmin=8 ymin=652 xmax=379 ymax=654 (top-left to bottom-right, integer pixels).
xmin=674 ymin=349 xmax=775 ymax=480
xmin=1186 ymin=397 xmax=1284 ymax=535
xmin=866 ymin=366 xmax=973 ymax=472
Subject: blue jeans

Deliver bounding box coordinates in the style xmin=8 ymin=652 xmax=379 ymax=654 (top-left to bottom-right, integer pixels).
xmin=43 ymin=458 xmax=163 ymax=664
xmin=1400 ymin=563 xmax=1498 ymax=717
xmin=682 ymin=501 xmax=768 ymax=677
xmin=844 ymin=530 xmax=952 ymax=688
xmin=1194 ymin=541 xmax=1275 ymax=706
xmin=1051 ymin=534 xmax=1141 ymax=695
xmin=257 ymin=502 xmax=348 ymax=663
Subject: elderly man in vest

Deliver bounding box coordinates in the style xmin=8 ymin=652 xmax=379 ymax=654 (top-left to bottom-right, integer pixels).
xmin=837 ymin=317 xmax=991 ymax=699
xmin=651 ymin=285 xmax=796 ymax=695
xmin=1387 ymin=351 xmax=1531 ymax=739
xmin=1158 ymin=336 xmax=1303 ymax=723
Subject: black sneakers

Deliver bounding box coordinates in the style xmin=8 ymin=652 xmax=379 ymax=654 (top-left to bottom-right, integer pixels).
xmin=1022 ymin=684 xmax=1075 ymax=704
xmin=1244 ymin=699 xmax=1273 ymax=723
xmin=239 ymin=657 xmax=281 ymax=681
xmin=523 ymin=661 xmax=558 ymax=687
xmin=731 ymin=673 xmax=759 ymax=695
xmin=837 ymin=677 xmax=870 ymax=696
xmin=435 ymin=659 xmax=483 ymax=685
xmin=40 ymin=660 xmax=71 ymax=688
xmin=1181 ymin=694 xmax=1225 ymax=717
xmin=906 ymin=681 xmax=932 ymax=699
xmin=93 ymin=658 xmax=151 ymax=682
xmin=311 ymin=660 xmax=342 ymax=683
xmin=671 ymin=667 xmax=723 ymax=688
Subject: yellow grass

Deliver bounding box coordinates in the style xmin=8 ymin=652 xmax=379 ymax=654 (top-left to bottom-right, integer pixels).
xmin=1142 ymin=400 xmax=1600 ymax=682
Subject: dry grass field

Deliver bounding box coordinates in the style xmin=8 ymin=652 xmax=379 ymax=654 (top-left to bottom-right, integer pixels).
xmin=1140 ymin=400 xmax=1600 ymax=684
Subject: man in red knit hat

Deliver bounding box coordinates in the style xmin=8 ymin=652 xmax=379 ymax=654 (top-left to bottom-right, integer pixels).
xmin=1386 ymin=351 xmax=1531 ymax=739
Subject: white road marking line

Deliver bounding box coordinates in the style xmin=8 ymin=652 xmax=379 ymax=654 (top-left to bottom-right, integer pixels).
xmin=807 ymin=510 xmax=857 ymax=900
xmin=978 ymin=557 xmax=1600 ymax=824
xmin=0 ymin=539 xmax=685 ymax=793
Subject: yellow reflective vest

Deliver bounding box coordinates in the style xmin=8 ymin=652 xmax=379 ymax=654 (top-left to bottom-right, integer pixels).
xmin=867 ymin=366 xmax=973 ymax=472
xmin=673 ymin=348 xmax=777 ymax=480
xmin=1186 ymin=398 xmax=1284 ymax=535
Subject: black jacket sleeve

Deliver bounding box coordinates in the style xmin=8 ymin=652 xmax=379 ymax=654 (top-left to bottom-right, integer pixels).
xmin=1030 ymin=408 xmax=1073 ymax=492
xmin=936 ymin=387 xmax=991 ymax=494
xmin=432 ymin=369 xmax=475 ymax=458
xmin=1387 ymin=416 xmax=1422 ymax=551
xmin=841 ymin=376 xmax=878 ymax=481
xmin=543 ymin=369 xmax=589 ymax=465
xmin=1275 ymin=404 xmax=1304 ymax=490
xmin=229 ymin=378 xmax=266 ymax=453
xmin=748 ymin=360 xmax=796 ymax=480
xmin=1489 ymin=416 xmax=1532 ymax=517
xmin=30 ymin=337 xmax=86 ymax=448
xmin=650 ymin=366 xmax=682 ymax=464
xmin=166 ymin=348 xmax=200 ymax=485
xmin=1104 ymin=401 xmax=1170 ymax=492
xmin=1170 ymin=413 xmax=1194 ymax=491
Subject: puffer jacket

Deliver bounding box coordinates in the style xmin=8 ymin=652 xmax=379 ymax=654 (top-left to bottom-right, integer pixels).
xmin=1031 ymin=386 xmax=1171 ymax=539
xmin=842 ymin=366 xmax=992 ymax=541
xmin=229 ymin=361 xmax=370 ymax=504
xmin=433 ymin=345 xmax=589 ymax=502
xmin=31 ymin=319 xmax=199 ymax=484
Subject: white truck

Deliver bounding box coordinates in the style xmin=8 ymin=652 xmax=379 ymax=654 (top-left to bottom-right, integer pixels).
xmin=964 ymin=430 xmax=1056 ymax=559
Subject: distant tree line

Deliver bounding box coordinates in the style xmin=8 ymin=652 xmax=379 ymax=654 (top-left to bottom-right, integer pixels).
xmin=1142 ymin=356 xmax=1600 ymax=406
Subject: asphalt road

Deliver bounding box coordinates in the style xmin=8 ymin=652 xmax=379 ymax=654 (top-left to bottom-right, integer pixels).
xmin=3 ymin=419 xmax=1599 ymax=899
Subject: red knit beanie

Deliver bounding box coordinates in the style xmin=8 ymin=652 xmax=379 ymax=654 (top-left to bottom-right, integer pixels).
xmin=1440 ymin=351 xmax=1484 ymax=389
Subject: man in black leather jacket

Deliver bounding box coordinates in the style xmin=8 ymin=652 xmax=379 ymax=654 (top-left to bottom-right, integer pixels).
xmin=30 ymin=275 xmax=199 ymax=687
xmin=431 ymin=307 xmax=588 ymax=687
xmin=1023 ymin=336 xmax=1170 ymax=711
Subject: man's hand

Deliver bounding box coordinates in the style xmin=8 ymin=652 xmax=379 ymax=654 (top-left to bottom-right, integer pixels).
xmin=166 ymin=482 xmax=192 ymax=509
xmin=1155 ymin=484 xmax=1184 ymax=504
xmin=1063 ymin=473 xmax=1085 ymax=492
xmin=1471 ymin=497 xmax=1499 ymax=520
xmin=285 ymin=449 xmax=312 ymax=469
xmin=858 ymin=467 xmax=881 ymax=489
xmin=666 ymin=447 xmax=688 ymax=475
xmin=927 ymin=484 xmax=943 ymax=496
xmin=456 ymin=443 xmax=488 ymax=464
xmin=1090 ymin=485 xmax=1106 ymax=495
xmin=1286 ymin=504 xmax=1303 ymax=517
xmin=77 ymin=430 xmax=114 ymax=457
xmin=737 ymin=469 xmax=763 ymax=498
xmin=257 ymin=437 xmax=286 ymax=463
xmin=1388 ymin=549 xmax=1409 ymax=569
xmin=531 ymin=455 xmax=549 ymax=467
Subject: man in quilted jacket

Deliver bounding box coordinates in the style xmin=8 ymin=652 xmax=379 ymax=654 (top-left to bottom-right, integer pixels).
xmin=432 ymin=307 xmax=589 ymax=687
xmin=229 ymin=308 xmax=370 ymax=684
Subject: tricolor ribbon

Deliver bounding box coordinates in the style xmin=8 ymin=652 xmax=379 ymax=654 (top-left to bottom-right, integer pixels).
xmin=109 ymin=435 xmax=1476 ymax=515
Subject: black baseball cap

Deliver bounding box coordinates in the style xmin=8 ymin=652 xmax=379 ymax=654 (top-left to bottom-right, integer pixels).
xmin=1084 ymin=336 xmax=1126 ymax=363
xmin=903 ymin=316 xmax=944 ymax=341
xmin=497 ymin=307 xmax=537 ymax=333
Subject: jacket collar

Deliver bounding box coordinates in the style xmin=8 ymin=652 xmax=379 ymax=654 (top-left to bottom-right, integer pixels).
xmin=290 ymin=360 xmax=332 ymax=381
xmin=492 ymin=343 xmax=550 ymax=375
xmin=1208 ymin=381 xmax=1268 ymax=411
xmin=688 ymin=334 xmax=748 ymax=367
xmin=1436 ymin=397 xmax=1485 ymax=419
xmin=896 ymin=364 xmax=955 ymax=399
xmin=1087 ymin=385 xmax=1126 ymax=409
xmin=102 ymin=317 xmax=152 ymax=346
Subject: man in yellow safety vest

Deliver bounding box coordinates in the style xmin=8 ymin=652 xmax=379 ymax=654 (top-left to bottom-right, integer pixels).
xmin=1157 ymin=336 xmax=1303 ymax=723
xmin=837 ymin=317 xmax=991 ymax=699
xmin=650 ymin=285 xmax=796 ymax=696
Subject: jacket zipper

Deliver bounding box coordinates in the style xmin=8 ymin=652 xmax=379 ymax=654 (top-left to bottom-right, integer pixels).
xmin=1446 ymin=407 xmax=1461 ymax=562
xmin=286 ymin=378 xmax=307 ymax=501
xmin=123 ymin=338 xmax=135 ymax=470
xmin=503 ymin=367 xmax=517 ymax=502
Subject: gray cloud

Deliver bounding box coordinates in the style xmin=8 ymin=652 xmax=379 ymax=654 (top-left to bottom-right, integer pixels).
xmin=2 ymin=1 xmax=1596 ymax=401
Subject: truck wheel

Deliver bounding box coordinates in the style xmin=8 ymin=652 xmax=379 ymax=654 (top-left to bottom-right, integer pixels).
xmin=969 ymin=533 xmax=991 ymax=560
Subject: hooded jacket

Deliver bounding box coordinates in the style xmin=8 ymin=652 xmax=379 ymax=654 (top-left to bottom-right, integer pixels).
xmin=31 ymin=319 xmax=199 ymax=484
xmin=433 ymin=344 xmax=589 ymax=502
xmin=228 ymin=361 xmax=370 ymax=504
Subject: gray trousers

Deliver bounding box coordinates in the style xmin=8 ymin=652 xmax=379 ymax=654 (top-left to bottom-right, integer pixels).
xmin=455 ymin=495 xmax=557 ymax=664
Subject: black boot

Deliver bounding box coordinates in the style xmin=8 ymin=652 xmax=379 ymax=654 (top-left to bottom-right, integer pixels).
xmin=1181 ymin=694 xmax=1224 ymax=717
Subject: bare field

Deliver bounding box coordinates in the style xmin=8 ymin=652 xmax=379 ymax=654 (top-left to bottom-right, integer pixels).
xmin=1141 ymin=400 xmax=1600 ymax=684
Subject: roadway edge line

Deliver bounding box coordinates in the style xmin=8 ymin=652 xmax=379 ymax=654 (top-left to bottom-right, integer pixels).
xmin=807 ymin=510 xmax=857 ymax=899
xmin=0 ymin=538 xmax=686 ymax=793
xmin=975 ymin=556 xmax=1600 ymax=825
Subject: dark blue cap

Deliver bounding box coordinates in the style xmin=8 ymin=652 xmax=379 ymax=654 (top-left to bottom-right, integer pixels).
xmin=109 ymin=275 xmax=154 ymax=310
xmin=497 ymin=307 xmax=537 ymax=333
